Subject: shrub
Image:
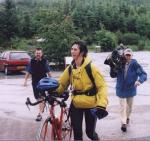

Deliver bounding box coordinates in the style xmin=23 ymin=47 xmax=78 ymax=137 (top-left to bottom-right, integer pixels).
xmin=95 ymin=30 xmax=117 ymax=52
xmin=11 ymin=38 xmax=28 ymax=50
xmin=121 ymin=33 xmax=140 ymax=45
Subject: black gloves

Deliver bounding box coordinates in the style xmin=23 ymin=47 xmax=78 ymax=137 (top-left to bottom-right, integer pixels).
xmin=90 ymin=106 xmax=108 ymax=119
xmin=60 ymin=91 xmax=69 ymax=101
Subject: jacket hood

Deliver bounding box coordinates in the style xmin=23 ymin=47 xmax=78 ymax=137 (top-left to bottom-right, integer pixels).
xmin=82 ymin=56 xmax=92 ymax=68
xmin=69 ymin=56 xmax=92 ymax=77
xmin=71 ymin=56 xmax=92 ymax=69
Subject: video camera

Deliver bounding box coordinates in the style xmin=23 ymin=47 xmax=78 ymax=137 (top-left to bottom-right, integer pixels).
xmin=104 ymin=45 xmax=127 ymax=77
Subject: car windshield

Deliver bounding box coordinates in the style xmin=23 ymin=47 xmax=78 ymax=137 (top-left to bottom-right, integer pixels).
xmin=10 ymin=52 xmax=30 ymax=60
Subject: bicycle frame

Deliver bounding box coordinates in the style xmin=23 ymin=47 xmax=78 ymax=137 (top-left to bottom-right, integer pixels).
xmin=40 ymin=98 xmax=71 ymax=141
xmin=26 ymin=92 xmax=72 ymax=141
xmin=49 ymin=101 xmax=65 ymax=140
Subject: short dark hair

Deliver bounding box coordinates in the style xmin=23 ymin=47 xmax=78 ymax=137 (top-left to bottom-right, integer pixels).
xmin=72 ymin=41 xmax=88 ymax=57
xmin=35 ymin=47 xmax=42 ymax=51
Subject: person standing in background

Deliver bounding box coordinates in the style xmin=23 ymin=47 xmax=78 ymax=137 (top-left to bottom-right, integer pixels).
xmin=23 ymin=48 xmax=51 ymax=121
xmin=111 ymin=48 xmax=147 ymax=132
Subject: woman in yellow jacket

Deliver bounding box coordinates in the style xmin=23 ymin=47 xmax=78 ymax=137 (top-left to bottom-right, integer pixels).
xmin=57 ymin=41 xmax=108 ymax=140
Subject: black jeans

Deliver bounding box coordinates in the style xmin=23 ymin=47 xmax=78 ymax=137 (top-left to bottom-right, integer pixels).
xmin=70 ymin=103 xmax=99 ymax=141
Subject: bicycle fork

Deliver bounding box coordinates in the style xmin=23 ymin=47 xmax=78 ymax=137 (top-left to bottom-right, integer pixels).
xmin=51 ymin=118 xmax=62 ymax=140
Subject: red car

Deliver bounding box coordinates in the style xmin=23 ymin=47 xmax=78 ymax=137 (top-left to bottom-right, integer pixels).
xmin=0 ymin=50 xmax=31 ymax=75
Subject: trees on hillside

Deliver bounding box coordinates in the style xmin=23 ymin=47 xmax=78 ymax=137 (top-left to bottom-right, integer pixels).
xmin=0 ymin=0 xmax=150 ymax=65
xmin=0 ymin=0 xmax=19 ymax=46
xmin=35 ymin=8 xmax=78 ymax=64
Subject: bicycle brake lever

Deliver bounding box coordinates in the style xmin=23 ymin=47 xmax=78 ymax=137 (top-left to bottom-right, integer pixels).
xmin=26 ymin=104 xmax=30 ymax=111
xmin=25 ymin=97 xmax=30 ymax=111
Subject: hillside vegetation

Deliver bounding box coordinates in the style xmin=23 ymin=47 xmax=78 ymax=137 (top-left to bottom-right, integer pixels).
xmin=0 ymin=0 xmax=150 ymax=64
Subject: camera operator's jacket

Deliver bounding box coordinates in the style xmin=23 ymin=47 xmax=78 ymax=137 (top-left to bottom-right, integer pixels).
xmin=114 ymin=59 xmax=147 ymax=98
xmin=57 ymin=57 xmax=108 ymax=109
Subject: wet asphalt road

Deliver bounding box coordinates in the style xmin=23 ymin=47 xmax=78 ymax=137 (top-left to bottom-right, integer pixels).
xmin=0 ymin=51 xmax=150 ymax=141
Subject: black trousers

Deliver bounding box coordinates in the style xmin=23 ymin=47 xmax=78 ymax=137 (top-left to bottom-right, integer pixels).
xmin=70 ymin=103 xmax=99 ymax=141
xmin=32 ymin=83 xmax=45 ymax=99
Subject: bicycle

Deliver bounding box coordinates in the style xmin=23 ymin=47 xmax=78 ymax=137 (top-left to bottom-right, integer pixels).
xmin=25 ymin=91 xmax=72 ymax=141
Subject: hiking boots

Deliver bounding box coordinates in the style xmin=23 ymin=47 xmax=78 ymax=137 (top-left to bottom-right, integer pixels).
xmin=121 ymin=124 xmax=127 ymax=132
xmin=36 ymin=114 xmax=42 ymax=121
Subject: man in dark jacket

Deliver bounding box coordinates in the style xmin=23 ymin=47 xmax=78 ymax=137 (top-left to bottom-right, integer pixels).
xmin=24 ymin=48 xmax=51 ymax=121
xmin=111 ymin=48 xmax=147 ymax=132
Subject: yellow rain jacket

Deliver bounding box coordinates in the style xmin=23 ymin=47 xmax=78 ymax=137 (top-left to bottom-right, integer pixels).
xmin=57 ymin=57 xmax=108 ymax=109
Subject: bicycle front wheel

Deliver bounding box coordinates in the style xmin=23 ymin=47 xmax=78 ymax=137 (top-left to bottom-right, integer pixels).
xmin=61 ymin=109 xmax=72 ymax=141
xmin=62 ymin=121 xmax=72 ymax=141
xmin=38 ymin=117 xmax=54 ymax=141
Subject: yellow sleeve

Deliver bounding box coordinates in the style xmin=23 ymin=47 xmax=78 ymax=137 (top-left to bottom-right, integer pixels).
xmin=57 ymin=66 xmax=70 ymax=94
xmin=92 ymin=64 xmax=108 ymax=108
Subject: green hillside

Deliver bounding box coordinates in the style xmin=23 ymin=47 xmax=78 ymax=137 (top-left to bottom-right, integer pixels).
xmin=0 ymin=0 xmax=150 ymax=63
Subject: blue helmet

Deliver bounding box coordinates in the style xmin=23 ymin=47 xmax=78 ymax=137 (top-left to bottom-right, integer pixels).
xmin=37 ymin=77 xmax=59 ymax=91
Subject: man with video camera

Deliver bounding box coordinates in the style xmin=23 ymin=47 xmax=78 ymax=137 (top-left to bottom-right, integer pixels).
xmin=105 ymin=47 xmax=147 ymax=132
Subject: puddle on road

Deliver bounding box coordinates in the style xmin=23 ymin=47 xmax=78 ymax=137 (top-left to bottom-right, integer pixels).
xmin=4 ymin=111 xmax=16 ymax=116
xmin=0 ymin=108 xmax=16 ymax=117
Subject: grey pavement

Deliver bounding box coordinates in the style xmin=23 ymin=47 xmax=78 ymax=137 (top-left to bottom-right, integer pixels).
xmin=0 ymin=51 xmax=150 ymax=141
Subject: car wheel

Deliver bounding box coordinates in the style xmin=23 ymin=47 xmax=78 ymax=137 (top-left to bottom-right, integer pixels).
xmin=5 ymin=67 xmax=8 ymax=75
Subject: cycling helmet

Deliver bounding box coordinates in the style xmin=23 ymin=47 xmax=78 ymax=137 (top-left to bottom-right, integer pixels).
xmin=37 ymin=77 xmax=59 ymax=91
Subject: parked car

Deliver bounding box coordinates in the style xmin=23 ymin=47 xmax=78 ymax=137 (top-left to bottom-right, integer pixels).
xmin=0 ymin=50 xmax=31 ymax=75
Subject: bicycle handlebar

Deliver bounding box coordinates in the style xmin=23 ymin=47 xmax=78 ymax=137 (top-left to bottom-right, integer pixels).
xmin=26 ymin=97 xmax=44 ymax=106
xmin=25 ymin=92 xmax=69 ymax=109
